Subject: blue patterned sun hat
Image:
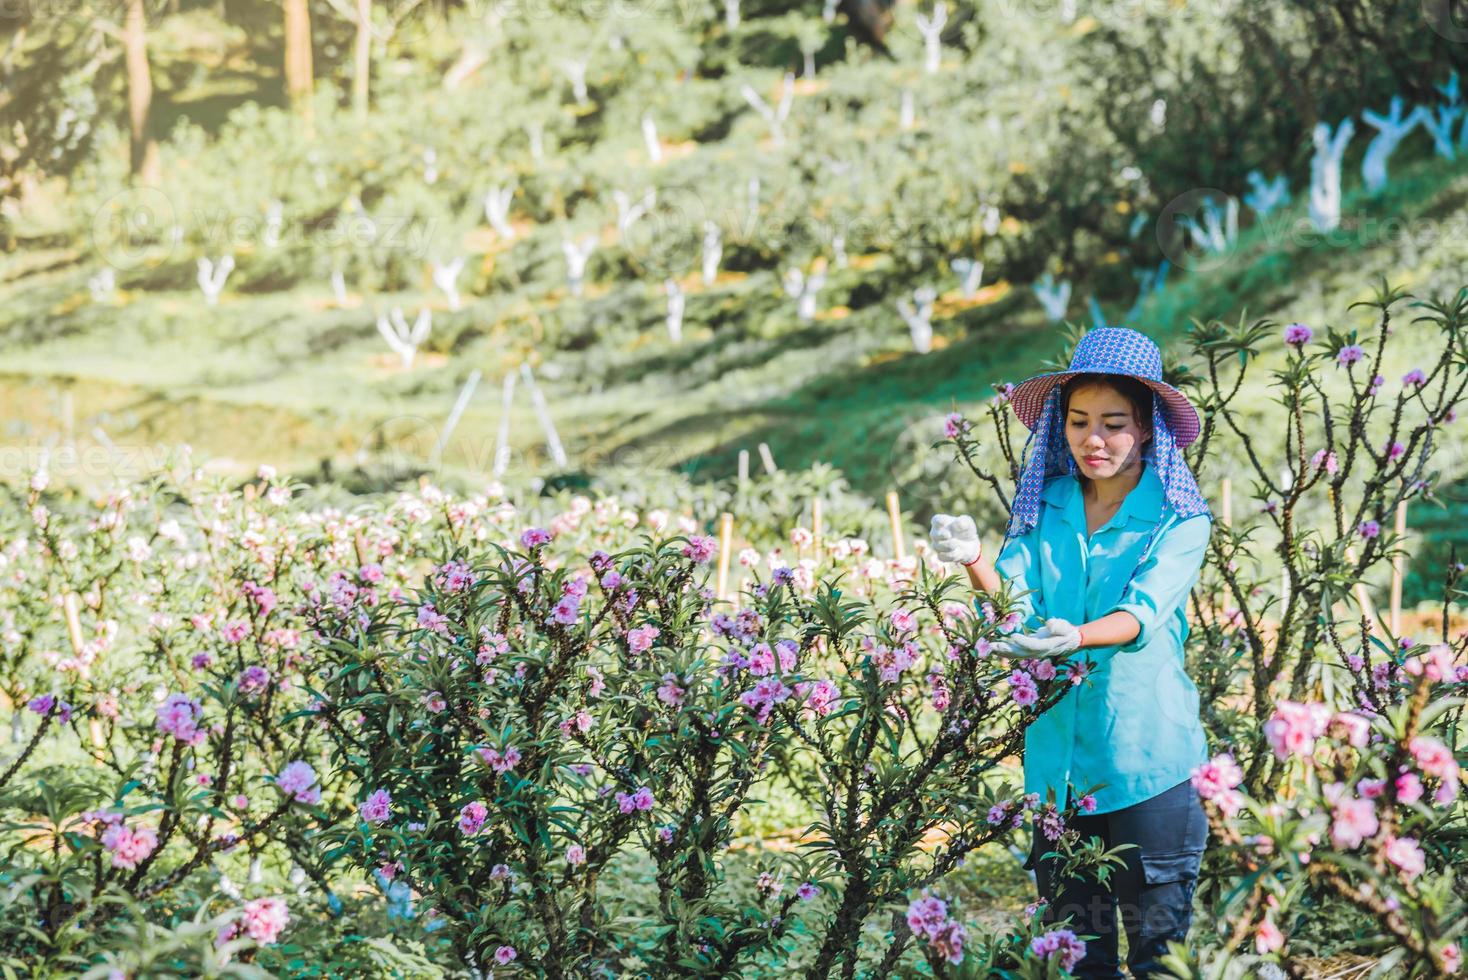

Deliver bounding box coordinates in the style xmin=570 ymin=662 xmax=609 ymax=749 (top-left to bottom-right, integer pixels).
xmin=1002 ymin=327 xmax=1212 ymax=588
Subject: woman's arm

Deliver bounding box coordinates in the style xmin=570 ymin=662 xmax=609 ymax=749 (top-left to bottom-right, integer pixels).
xmin=1072 ymin=610 xmax=1142 ymax=649
xmin=961 ymin=548 xmax=1002 ymax=595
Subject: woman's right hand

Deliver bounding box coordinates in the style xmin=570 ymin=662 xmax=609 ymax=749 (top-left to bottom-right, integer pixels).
xmin=929 ymin=514 xmax=981 ymax=565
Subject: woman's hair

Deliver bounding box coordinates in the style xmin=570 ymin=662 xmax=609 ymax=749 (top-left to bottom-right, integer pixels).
xmin=1059 ymin=374 xmax=1155 ymax=477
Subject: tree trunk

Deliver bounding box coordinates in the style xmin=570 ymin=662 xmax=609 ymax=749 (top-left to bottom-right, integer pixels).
xmin=124 ymin=0 xmax=160 ymax=183
xmin=353 ymin=0 xmax=371 ymax=117
xmin=284 ymin=0 xmax=314 ymax=114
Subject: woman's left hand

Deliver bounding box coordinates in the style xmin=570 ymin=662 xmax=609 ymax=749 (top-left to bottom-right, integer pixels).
xmin=994 ymin=618 xmax=1083 ymax=657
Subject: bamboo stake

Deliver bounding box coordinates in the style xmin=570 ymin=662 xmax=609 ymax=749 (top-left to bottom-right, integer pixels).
xmin=1390 ymin=500 xmax=1407 ymax=636
xmin=62 ymin=593 xmax=107 ymax=756
xmin=738 ymin=449 xmax=749 ymax=485
xmin=716 ymin=512 xmax=734 ymax=601
xmin=1220 ymin=477 xmax=1232 ymax=528
xmin=886 ymin=490 xmax=905 ymax=561
xmin=758 ymin=442 xmax=777 ymax=475
xmin=812 ymin=497 xmax=823 ymax=561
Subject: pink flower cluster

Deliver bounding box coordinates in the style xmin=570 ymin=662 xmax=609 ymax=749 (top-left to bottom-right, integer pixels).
xmin=682 ymin=535 xmax=717 ymax=564
xmin=869 ymin=639 xmax=919 ymax=684
xmin=739 ymin=677 xmax=792 ymax=724
xmin=1009 ymin=669 xmax=1039 ymax=708
xmin=627 ymin=623 xmax=660 ymax=653
xmin=459 ymin=800 xmax=488 ymax=836
xmin=795 ymin=678 xmax=840 ymax=717
xmin=1409 ymin=735 xmax=1461 ymax=803
xmin=1190 ymin=753 xmax=1245 ymax=817
xmin=479 ymin=745 xmax=522 ymax=774
xmin=1031 ymin=928 xmax=1087 ymax=972
xmin=101 ymin=820 xmax=158 ymax=870
xmin=275 ymin=760 xmax=321 ymax=805
xmin=656 ymin=673 xmax=686 ymax=706
xmin=156 ymin=693 xmax=206 ymax=745
xmin=359 ymin=788 xmax=392 ymax=824
xmin=1262 ymin=701 xmax=1331 ymax=760
xmin=906 ymin=893 xmax=966 ymax=964
xmin=615 ymin=786 xmax=655 ymax=814
xmin=241 ymin=896 xmax=290 ymax=945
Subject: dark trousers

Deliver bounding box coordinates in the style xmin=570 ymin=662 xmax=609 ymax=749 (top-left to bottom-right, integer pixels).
xmin=1026 ymin=780 xmax=1209 ymax=979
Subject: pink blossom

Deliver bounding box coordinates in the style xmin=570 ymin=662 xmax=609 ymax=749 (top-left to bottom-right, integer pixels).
xmin=1396 ymin=772 xmax=1424 ymax=804
xmin=359 ymin=788 xmax=392 ymax=824
xmin=1327 ymin=711 xmax=1370 ymax=748
xmin=747 ymin=642 xmax=776 ymax=675
xmin=656 ymin=673 xmax=686 ymax=707
xmin=241 ymin=897 xmax=289 ymax=945
xmin=275 ymin=761 xmax=320 ymax=804
xmin=551 ymin=594 xmax=581 ymax=626
xmin=1358 ymin=520 xmax=1380 ymax=539
xmin=495 ymin=946 xmax=518 ymax=965
xmin=889 ymin=609 xmax=916 ymax=636
xmin=520 ymin=527 xmax=551 ymax=549
xmin=1329 ymin=797 xmax=1378 ymax=849
xmin=237 ymin=665 xmax=270 ymax=695
xmin=458 ymin=801 xmax=488 ymax=836
xmin=740 ymin=677 xmax=793 ymax=724
xmin=627 ymin=624 xmax=660 ymax=653
xmin=156 ymin=693 xmax=206 ymax=745
xmin=1283 ymin=323 xmax=1313 ymax=346
xmin=800 ymin=678 xmax=840 ymax=717
xmin=1404 ymin=644 xmax=1458 ymax=683
xmin=416 ymin=603 xmax=449 ymax=634
xmin=1384 ymin=835 xmax=1426 ymax=878
xmin=423 ymin=690 xmax=447 ymax=713
xmin=1262 ymin=700 xmax=1330 ymax=760
xmin=1402 ymin=367 xmax=1427 ymax=387
xmin=682 ymin=535 xmax=717 ymax=564
xmin=1335 ymin=344 xmax=1364 ymax=366
xmin=1079 ymin=794 xmax=1097 ymax=813
xmin=101 ymin=822 xmax=158 ymax=869
xmin=1310 ymin=449 xmax=1339 ymax=475
xmin=1255 ymin=916 xmax=1284 ymax=953
xmin=1409 ymin=735 xmax=1457 ymax=780
xmin=615 ymin=785 xmax=655 ymax=814
xmin=1009 ymin=670 xmax=1039 ymax=708
xmin=221 ymin=620 xmax=250 ymax=644
xmin=1191 ymin=753 xmax=1245 ymax=800
xmin=1386 ymin=440 xmax=1406 ymax=461
xmin=1438 ymin=943 xmax=1461 ymax=975
xmin=906 ymin=894 xmax=949 ymax=936
xmin=796 ymin=882 xmax=820 ymax=901
xmin=1031 ymin=928 xmax=1086 ymax=972
xmin=775 ymin=639 xmax=799 ymax=673
xmin=566 ymin=843 xmax=586 ymax=865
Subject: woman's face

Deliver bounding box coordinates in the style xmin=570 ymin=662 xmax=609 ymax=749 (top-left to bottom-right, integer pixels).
xmin=1064 ymin=384 xmax=1151 ymax=480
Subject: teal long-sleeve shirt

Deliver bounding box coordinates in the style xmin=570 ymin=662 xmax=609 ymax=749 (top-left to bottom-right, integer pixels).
xmin=990 ymin=461 xmax=1213 ymax=816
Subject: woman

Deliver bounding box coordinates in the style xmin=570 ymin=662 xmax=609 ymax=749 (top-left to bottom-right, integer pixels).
xmin=928 ymin=326 xmax=1214 ymax=979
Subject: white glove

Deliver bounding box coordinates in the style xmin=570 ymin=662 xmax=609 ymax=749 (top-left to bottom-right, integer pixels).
xmin=929 ymin=513 xmax=981 ymax=566
xmin=992 ymin=618 xmax=1083 ymax=658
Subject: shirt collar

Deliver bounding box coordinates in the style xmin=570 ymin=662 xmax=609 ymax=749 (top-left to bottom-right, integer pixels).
xmin=1042 ymin=462 xmax=1165 ymax=533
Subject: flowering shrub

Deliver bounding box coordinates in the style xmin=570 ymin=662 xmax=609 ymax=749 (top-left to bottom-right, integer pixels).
xmin=1 ymin=455 xmax=1105 ymax=976
xmin=306 ymin=515 xmax=1103 ymax=975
